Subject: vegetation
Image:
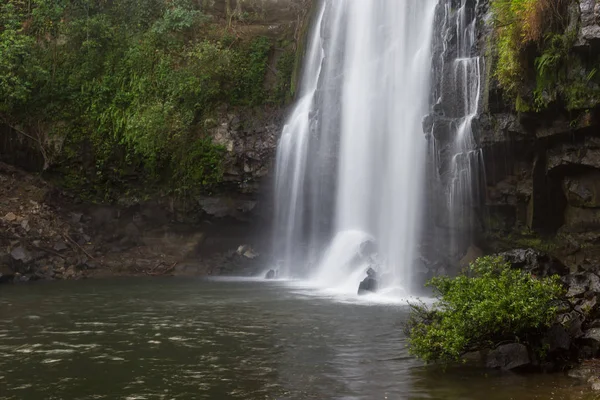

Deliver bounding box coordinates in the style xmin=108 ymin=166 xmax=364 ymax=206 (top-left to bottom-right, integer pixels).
xmin=405 ymin=256 xmax=564 ymax=363
xmin=0 ymin=0 xmax=297 ymax=201
xmin=491 ymin=0 xmax=600 ymax=111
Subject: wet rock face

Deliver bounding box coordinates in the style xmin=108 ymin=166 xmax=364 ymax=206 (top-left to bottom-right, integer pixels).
xmin=485 ymin=343 xmax=530 ymax=370
xmin=577 ymin=0 xmax=600 ymax=49
xmin=499 ymin=248 xmax=569 ymax=277
xmin=422 ymin=0 xmax=600 ymax=270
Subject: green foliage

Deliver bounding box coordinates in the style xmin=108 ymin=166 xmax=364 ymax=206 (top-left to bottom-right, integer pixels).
xmin=491 ymin=0 xmax=533 ymax=97
xmin=0 ymin=0 xmax=289 ymax=201
xmin=532 ymin=32 xmax=575 ymax=110
xmin=405 ymin=256 xmax=564 ymax=363
xmin=272 ymin=47 xmax=297 ymax=104
xmin=0 ymin=2 xmax=43 ymax=110
xmin=490 ymin=0 xmax=579 ymax=111
xmin=228 ymin=36 xmax=271 ymax=106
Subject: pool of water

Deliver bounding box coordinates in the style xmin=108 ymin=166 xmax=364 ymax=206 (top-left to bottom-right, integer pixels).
xmin=0 ymin=278 xmax=594 ymax=399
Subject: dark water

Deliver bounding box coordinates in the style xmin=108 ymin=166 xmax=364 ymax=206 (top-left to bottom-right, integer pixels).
xmin=0 ymin=278 xmax=595 ymax=400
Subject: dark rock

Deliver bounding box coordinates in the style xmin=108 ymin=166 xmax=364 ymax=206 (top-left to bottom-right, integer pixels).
xmin=499 ymin=248 xmax=569 ymax=277
xmin=10 ymin=246 xmax=31 ymax=263
xmin=576 ymin=0 xmax=600 ymax=49
xmin=485 ymin=343 xmax=531 ymax=370
xmin=53 ymin=241 xmax=69 ymax=252
xmin=14 ymin=272 xmax=29 ymax=282
xmin=545 ymin=324 xmax=571 ymax=352
xmin=84 ymin=261 xmax=98 ymax=270
xmin=358 ymin=277 xmax=378 ymax=295
xmin=70 ymin=212 xmax=83 ymax=223
xmin=265 ymin=269 xmax=276 ymax=279
xmin=568 ymin=365 xmax=598 ymax=380
xmin=0 ymin=264 xmax=13 ymax=283
xmin=584 ymin=328 xmax=600 ymax=343
xmin=563 ymin=272 xmax=600 ymax=298
xmin=560 ymin=311 xmax=585 ymax=338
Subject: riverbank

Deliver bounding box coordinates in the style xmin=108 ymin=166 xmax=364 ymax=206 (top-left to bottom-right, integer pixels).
xmin=0 ymin=163 xmax=264 ymax=283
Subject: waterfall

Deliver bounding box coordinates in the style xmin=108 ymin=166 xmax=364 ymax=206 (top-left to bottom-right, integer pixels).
xmin=428 ymin=0 xmax=485 ymax=256
xmin=273 ymin=0 xmax=437 ymax=295
xmin=447 ymin=0 xmax=485 ymax=243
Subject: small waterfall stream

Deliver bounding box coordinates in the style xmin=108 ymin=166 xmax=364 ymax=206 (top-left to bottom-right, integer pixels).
xmin=426 ymin=0 xmax=486 ymax=261
xmin=273 ymin=0 xmax=437 ymax=295
xmin=446 ymin=0 xmax=485 ymax=243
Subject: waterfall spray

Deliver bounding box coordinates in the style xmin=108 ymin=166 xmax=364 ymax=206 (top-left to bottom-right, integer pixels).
xmin=273 ymin=0 xmax=437 ymax=295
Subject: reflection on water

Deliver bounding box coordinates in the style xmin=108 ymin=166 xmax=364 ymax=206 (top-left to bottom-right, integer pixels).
xmin=0 ymin=278 xmax=595 ymax=399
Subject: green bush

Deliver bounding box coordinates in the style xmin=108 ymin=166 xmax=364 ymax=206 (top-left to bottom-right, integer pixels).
xmin=0 ymin=0 xmax=292 ymax=201
xmin=405 ymin=256 xmax=564 ymax=363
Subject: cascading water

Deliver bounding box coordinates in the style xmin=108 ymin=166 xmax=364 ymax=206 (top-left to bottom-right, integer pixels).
xmin=446 ymin=0 xmax=485 ymax=241
xmin=273 ymin=0 xmax=437 ymax=295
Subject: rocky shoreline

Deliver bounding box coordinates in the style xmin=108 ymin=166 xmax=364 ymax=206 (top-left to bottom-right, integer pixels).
xmin=0 ymin=162 xmax=265 ymax=283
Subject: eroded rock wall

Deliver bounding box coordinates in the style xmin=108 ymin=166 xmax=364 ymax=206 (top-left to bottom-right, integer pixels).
xmin=427 ymin=0 xmax=600 ymax=272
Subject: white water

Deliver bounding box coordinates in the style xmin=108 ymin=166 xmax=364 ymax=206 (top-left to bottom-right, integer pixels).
xmin=443 ymin=0 xmax=485 ymax=250
xmin=273 ymin=0 xmax=437 ymax=295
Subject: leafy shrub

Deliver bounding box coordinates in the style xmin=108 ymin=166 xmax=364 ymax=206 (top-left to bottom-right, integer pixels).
xmin=405 ymin=256 xmax=564 ymax=363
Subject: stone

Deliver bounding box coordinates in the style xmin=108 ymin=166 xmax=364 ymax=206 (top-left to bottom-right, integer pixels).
xmin=485 ymin=343 xmax=530 ymax=370
xmin=358 ymin=277 xmax=378 ymax=295
xmin=545 ymin=324 xmax=571 ymax=352
xmin=243 ymin=248 xmax=258 ymax=259
xmin=499 ymin=249 xmax=569 ymax=277
xmin=568 ymin=366 xmax=597 ymax=380
xmin=576 ymin=295 xmax=599 ymax=317
xmin=584 ymin=328 xmax=600 ymax=343
xmin=3 ymin=212 xmax=16 ymax=222
xmin=53 ymin=241 xmax=69 ymax=252
xmin=576 ymin=0 xmax=600 ymax=48
xmin=560 ymin=311 xmax=585 ymax=338
xmin=563 ymin=272 xmax=600 ymax=298
xmin=70 ymin=212 xmax=83 ymax=223
xmin=10 ymin=246 xmax=30 ymax=262
xmin=63 ymin=266 xmax=77 ymax=280
xmin=0 ymin=264 xmax=13 ymax=282
xmin=265 ymin=269 xmax=276 ymax=279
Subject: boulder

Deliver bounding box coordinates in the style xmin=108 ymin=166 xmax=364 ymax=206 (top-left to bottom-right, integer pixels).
xmin=2 ymin=212 xmax=17 ymax=222
xmin=576 ymin=0 xmax=600 ymax=49
xmin=499 ymin=249 xmax=569 ymax=277
xmin=10 ymin=246 xmax=31 ymax=263
xmin=563 ymin=272 xmax=600 ymax=298
xmin=53 ymin=241 xmax=69 ymax=252
xmin=545 ymin=324 xmax=571 ymax=352
xmin=0 ymin=264 xmax=13 ymax=283
xmin=358 ymin=277 xmax=378 ymax=295
xmin=265 ymin=269 xmax=276 ymax=279
xmin=485 ymin=343 xmax=531 ymax=370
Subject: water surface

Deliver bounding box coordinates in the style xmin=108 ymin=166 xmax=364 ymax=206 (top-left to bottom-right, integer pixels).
xmin=0 ymin=279 xmax=593 ymax=399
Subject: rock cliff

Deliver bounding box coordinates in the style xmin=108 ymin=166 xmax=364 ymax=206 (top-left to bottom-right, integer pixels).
xmin=426 ymin=0 xmax=600 ymax=272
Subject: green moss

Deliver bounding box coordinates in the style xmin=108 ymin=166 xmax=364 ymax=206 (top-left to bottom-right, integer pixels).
xmin=515 ymin=95 xmax=532 ymax=112
xmin=271 ymin=47 xmax=296 ymax=105
xmin=490 ymin=0 xmax=575 ymax=111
